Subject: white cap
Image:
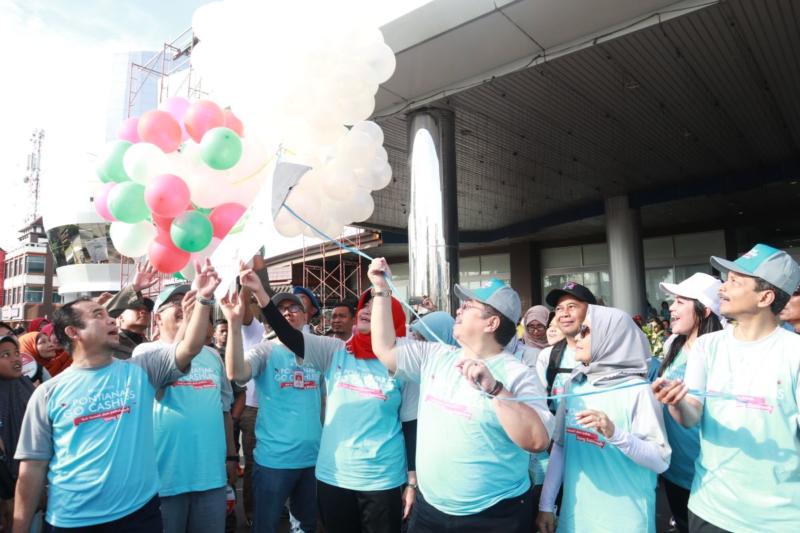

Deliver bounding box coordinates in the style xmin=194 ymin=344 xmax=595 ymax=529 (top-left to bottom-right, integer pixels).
xmin=660 ymin=273 xmax=722 ymax=317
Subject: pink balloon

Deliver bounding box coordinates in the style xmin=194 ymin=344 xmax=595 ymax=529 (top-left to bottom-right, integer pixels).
xmin=159 ymin=97 xmax=190 ymax=141
xmin=145 ymin=174 xmax=191 ymax=217
xmin=94 ymin=183 xmax=117 ymax=221
xmin=151 ymin=213 xmax=173 ymax=232
xmin=138 ymin=110 xmax=182 ymax=153
xmin=222 ymin=109 xmax=244 ymax=137
xmin=209 ymin=202 xmax=246 ymax=238
xmin=184 ymin=100 xmax=224 ymax=143
xmin=117 ymin=117 xmax=140 ymax=143
xmin=149 ymin=232 xmax=190 ymax=274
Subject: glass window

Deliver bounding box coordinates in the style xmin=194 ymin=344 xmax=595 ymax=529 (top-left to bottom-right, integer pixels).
xmin=543 ymin=271 xmax=612 ymax=307
xmin=582 ymin=243 xmax=609 ymax=266
xmin=24 ymin=287 xmax=43 ymax=303
xmin=674 ymin=264 xmax=712 ymax=283
xmin=47 ymin=223 xmax=121 ymax=267
xmin=541 ymin=246 xmax=582 ymax=269
xmin=52 ymin=292 xmax=62 ymax=304
xmin=459 ymin=257 xmax=480 ymax=277
xmin=26 ymin=256 xmax=45 ymax=274
xmin=674 ymin=231 xmax=724 ymax=258
xmin=644 ymin=237 xmax=673 ymax=260
xmin=645 ymin=267 xmax=674 ymax=311
xmin=480 ymin=254 xmax=511 ymax=277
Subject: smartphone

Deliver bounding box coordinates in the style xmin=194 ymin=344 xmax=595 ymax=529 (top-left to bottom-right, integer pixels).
xmin=408 ymin=296 xmax=424 ymax=306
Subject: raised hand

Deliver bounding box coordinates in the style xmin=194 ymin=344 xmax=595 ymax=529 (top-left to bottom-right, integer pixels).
xmin=220 ymin=290 xmax=245 ymax=325
xmin=93 ymin=292 xmax=114 ymax=305
xmin=367 ymin=257 xmax=391 ymax=291
xmin=238 ymin=261 xmax=268 ymax=305
xmin=651 ymin=377 xmax=689 ymax=406
xmin=181 ymin=290 xmax=197 ymax=320
xmin=132 ymin=259 xmax=159 ymax=292
xmin=194 ymin=259 xmax=221 ymax=299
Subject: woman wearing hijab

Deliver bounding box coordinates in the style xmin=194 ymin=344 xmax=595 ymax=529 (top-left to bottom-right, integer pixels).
xmin=522 ymin=305 xmax=550 ymax=353
xmin=241 ymin=267 xmax=418 ymax=533
xmin=38 ymin=324 xmax=72 ymax=376
xmin=537 ymin=305 xmax=670 ymax=533
xmin=17 ymin=332 xmax=57 ymax=384
xmin=652 ymin=274 xmax=722 ymax=533
xmin=409 ymin=312 xmax=458 ymax=347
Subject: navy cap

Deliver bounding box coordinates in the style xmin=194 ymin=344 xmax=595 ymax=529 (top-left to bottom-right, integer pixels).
xmin=292 ymin=287 xmax=320 ymax=316
xmin=545 ymin=281 xmax=597 ymax=308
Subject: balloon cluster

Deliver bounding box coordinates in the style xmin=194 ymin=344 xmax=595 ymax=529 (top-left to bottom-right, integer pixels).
xmin=95 ymin=97 xmax=270 ymax=275
xmin=190 ymin=0 xmax=395 ymax=239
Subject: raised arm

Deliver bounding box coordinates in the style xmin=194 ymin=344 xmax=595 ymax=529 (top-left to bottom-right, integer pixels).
xmin=367 ymin=258 xmax=401 ymax=373
xmin=652 ymin=378 xmax=703 ymax=428
xmin=175 ymin=259 xmax=220 ymax=371
xmin=221 ymin=289 xmax=252 ymax=383
xmin=239 ymin=263 xmax=305 ymax=357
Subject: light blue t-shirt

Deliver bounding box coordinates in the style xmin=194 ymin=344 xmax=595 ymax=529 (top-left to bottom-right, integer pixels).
xmin=396 ymin=340 xmax=554 ymax=516
xmin=556 ymin=378 xmax=667 ymax=533
xmin=660 ymin=347 xmax=699 ymax=490
xmin=303 ymin=334 xmax=415 ymax=491
xmin=685 ymin=327 xmax=800 ymax=532
xmin=135 ymin=343 xmax=233 ymax=497
xmin=14 ymin=349 xmax=184 ymax=527
xmin=243 ymin=341 xmax=322 ymax=469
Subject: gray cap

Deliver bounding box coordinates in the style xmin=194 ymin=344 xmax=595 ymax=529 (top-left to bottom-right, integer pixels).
xmin=272 ymin=292 xmax=305 ymax=311
xmin=154 ymin=284 xmax=191 ymax=311
xmin=454 ymin=278 xmax=521 ymax=324
xmin=710 ymin=243 xmax=800 ymax=296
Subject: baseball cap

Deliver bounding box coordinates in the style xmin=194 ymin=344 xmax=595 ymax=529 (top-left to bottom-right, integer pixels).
xmin=545 ymin=281 xmax=597 ymax=308
xmin=273 ymin=292 xmax=305 ymax=311
xmin=710 ymin=243 xmax=800 ymax=296
xmin=454 ymin=278 xmax=521 ymax=324
xmin=660 ymin=273 xmax=722 ymax=317
xmin=154 ymin=284 xmax=191 ymax=312
xmin=109 ymin=296 xmax=155 ymax=318
xmin=292 ymin=287 xmax=320 ymax=315
xmin=0 ymin=335 xmax=19 ymax=347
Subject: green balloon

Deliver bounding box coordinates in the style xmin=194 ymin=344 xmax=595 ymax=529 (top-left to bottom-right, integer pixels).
xmin=171 ymin=210 xmax=213 ymax=253
xmin=108 ymin=182 xmax=148 ymax=223
xmin=200 ymin=127 xmax=243 ymax=170
xmin=193 ymin=205 xmax=213 ymax=215
xmin=97 ymin=140 xmax=132 ymax=183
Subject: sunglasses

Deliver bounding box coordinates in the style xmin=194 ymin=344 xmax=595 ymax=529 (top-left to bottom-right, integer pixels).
xmin=278 ymin=305 xmax=304 ymax=314
xmin=576 ymin=324 xmax=591 ymax=338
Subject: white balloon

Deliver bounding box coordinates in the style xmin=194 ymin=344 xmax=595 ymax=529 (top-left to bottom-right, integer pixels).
xmin=321 ymin=165 xmax=359 ymax=202
xmin=350 ymin=191 xmax=375 ymax=222
xmin=371 ymin=160 xmax=393 ymax=190
xmin=336 ymin=130 xmax=377 ymax=168
xmin=110 ymin=220 xmax=156 ymax=258
xmin=187 ymin=166 xmax=228 ymax=208
xmin=364 ymin=42 xmax=397 ymax=84
xmin=351 ymin=121 xmax=384 ymax=146
xmin=124 ymin=143 xmax=169 ymax=184
xmin=338 ymin=93 xmax=376 ymax=126
xmin=274 ymin=208 xmax=303 ymax=238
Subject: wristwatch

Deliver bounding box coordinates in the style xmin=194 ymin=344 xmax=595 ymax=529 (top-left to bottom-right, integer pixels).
xmin=406 ymin=482 xmax=418 ymax=489
xmin=488 ymin=381 xmax=504 ymax=396
xmin=226 ymin=455 xmax=239 ymax=462
xmin=371 ymin=288 xmax=392 ymax=298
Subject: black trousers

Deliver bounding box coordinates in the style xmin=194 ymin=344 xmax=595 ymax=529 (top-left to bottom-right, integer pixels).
xmin=44 ymin=495 xmax=162 ymax=532
xmin=662 ymin=477 xmax=690 ymax=533
xmin=317 ymin=479 xmax=402 ymax=533
xmin=408 ymin=487 xmax=532 ymax=533
xmin=689 ymin=510 xmax=732 ymax=533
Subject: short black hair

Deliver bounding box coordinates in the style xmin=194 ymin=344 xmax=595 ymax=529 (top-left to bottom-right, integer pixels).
xmin=213 ymin=319 xmax=228 ymax=328
xmin=754 ymin=278 xmax=791 ymax=315
xmin=332 ymin=302 xmax=355 ymax=317
xmin=0 ymin=321 xmax=14 ymax=333
xmin=481 ymin=303 xmax=517 ymax=346
xmin=53 ymin=298 xmax=93 ymax=354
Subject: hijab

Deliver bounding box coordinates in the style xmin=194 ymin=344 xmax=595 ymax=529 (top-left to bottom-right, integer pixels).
xmin=554 ymin=305 xmax=651 ymax=444
xmin=522 ymin=305 xmax=550 ymax=349
xmin=18 ymin=331 xmax=72 ymax=377
xmin=410 ymin=311 xmax=458 ymax=347
xmin=27 ymin=317 xmax=49 ymax=333
xmin=346 ymin=290 xmax=407 ymax=359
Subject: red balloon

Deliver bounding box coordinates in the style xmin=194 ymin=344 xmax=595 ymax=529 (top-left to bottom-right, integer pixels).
xmin=138 ymin=110 xmax=182 ymax=153
xmin=184 ymin=100 xmax=224 ymax=143
xmin=222 ymin=109 xmax=244 ymax=137
xmin=145 ymin=174 xmax=191 ymax=217
xmin=148 ymin=233 xmax=190 ymax=273
xmin=209 ymin=202 xmax=246 ymax=238
xmin=151 ymin=213 xmax=173 ymax=232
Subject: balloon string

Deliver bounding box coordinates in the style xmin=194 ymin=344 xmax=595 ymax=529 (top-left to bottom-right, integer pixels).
xmin=229 ymin=150 xmax=278 ymax=186
xmin=281 ymin=203 xmax=449 ymax=346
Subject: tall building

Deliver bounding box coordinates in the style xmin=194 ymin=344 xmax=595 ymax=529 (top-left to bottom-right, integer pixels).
xmin=0 ymin=247 xmax=6 ymax=307
xmin=1 ymin=218 xmax=59 ymax=325
xmin=105 ymin=51 xmax=159 ymax=141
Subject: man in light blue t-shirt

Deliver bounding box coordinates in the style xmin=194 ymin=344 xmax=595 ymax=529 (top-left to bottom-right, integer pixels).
xmin=13 ymin=260 xmax=221 ymax=532
xmin=655 ymin=244 xmax=800 ymax=533
xmin=369 ymin=258 xmax=553 ymax=533
xmin=134 ymin=283 xmax=237 ymax=533
xmin=225 ymin=290 xmax=321 ymax=533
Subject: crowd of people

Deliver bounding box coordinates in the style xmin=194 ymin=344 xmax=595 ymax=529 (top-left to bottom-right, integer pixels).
xmin=0 ymin=242 xmax=798 ymax=533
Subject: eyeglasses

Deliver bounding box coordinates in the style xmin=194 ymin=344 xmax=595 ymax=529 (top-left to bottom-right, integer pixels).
xmin=526 ymin=323 xmax=546 ymax=332
xmin=576 ymin=324 xmax=591 ymax=339
xmin=278 ymin=305 xmax=304 ymax=315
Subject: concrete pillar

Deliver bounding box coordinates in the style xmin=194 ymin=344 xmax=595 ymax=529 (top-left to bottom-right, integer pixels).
xmin=407 ymin=108 xmax=459 ymax=314
xmin=605 ymin=196 xmax=646 ymax=316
